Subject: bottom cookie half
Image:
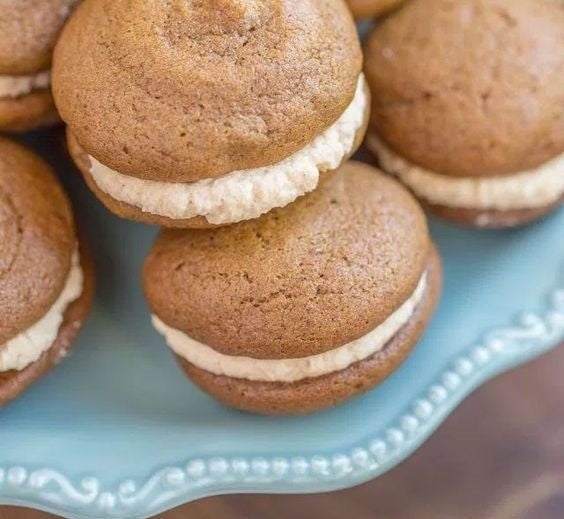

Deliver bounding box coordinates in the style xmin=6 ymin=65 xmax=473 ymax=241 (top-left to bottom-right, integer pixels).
xmin=424 ymin=197 xmax=564 ymax=229
xmin=176 ymin=246 xmax=442 ymax=415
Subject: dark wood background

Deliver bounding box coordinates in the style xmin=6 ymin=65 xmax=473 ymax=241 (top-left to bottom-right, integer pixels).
xmin=2 ymin=342 xmax=563 ymax=519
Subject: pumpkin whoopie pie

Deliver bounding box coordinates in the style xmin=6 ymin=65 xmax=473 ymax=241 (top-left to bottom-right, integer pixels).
xmin=0 ymin=0 xmax=80 ymax=132
xmin=364 ymin=0 xmax=564 ymax=228
xmin=53 ymin=0 xmax=369 ymax=229
xmin=347 ymin=0 xmax=404 ymax=20
xmin=0 ymin=138 xmax=93 ymax=405
xmin=144 ymin=161 xmax=442 ymax=415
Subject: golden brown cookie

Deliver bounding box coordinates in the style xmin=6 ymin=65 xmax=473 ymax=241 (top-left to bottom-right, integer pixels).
xmin=144 ymin=161 xmax=442 ymax=414
xmin=364 ymin=0 xmax=564 ymax=227
xmin=0 ymin=138 xmax=94 ymax=405
xmin=0 ymin=0 xmax=80 ymax=132
xmin=347 ymin=0 xmax=404 ymax=19
xmin=54 ymin=0 xmax=368 ymax=227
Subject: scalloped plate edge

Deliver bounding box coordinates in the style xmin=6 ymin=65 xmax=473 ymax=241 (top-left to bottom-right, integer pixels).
xmin=0 ymin=284 xmax=562 ymax=519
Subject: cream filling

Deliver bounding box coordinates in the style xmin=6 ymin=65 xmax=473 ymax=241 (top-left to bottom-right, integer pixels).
xmin=0 ymin=70 xmax=51 ymax=98
xmin=0 ymin=249 xmax=83 ymax=372
xmin=152 ymin=272 xmax=427 ymax=383
xmin=87 ymin=74 xmax=368 ymax=225
xmin=367 ymin=134 xmax=564 ymax=211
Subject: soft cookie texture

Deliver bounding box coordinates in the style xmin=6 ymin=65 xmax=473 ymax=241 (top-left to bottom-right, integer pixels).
xmin=364 ymin=0 xmax=564 ymax=226
xmin=54 ymin=0 xmax=366 ymax=227
xmin=0 ymin=138 xmax=93 ymax=405
xmin=144 ymin=161 xmax=442 ymax=414
xmin=347 ymin=0 xmax=404 ymax=19
xmin=0 ymin=0 xmax=80 ymax=132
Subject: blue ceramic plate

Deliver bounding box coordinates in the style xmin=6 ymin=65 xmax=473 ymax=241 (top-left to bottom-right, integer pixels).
xmin=0 ymin=130 xmax=562 ymax=519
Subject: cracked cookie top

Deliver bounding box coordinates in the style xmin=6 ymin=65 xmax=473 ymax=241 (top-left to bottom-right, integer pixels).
xmin=53 ymin=0 xmax=362 ymax=182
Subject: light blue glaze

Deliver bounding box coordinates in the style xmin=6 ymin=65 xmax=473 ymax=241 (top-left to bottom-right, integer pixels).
xmin=0 ymin=130 xmax=561 ymax=519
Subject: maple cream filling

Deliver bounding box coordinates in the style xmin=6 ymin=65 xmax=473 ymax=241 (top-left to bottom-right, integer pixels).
xmin=0 ymin=70 xmax=51 ymax=98
xmin=0 ymin=249 xmax=83 ymax=372
xmin=152 ymin=272 xmax=427 ymax=383
xmin=368 ymin=134 xmax=564 ymax=210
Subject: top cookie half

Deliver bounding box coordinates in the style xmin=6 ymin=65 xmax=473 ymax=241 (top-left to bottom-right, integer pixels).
xmin=53 ymin=0 xmax=363 ymax=182
xmin=364 ymin=0 xmax=564 ymax=178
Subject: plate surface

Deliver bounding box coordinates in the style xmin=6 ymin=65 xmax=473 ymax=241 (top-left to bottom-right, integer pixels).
xmin=0 ymin=129 xmax=562 ymax=519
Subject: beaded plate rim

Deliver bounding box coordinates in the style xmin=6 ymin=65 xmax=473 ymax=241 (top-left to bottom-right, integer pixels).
xmin=0 ymin=282 xmax=562 ymax=519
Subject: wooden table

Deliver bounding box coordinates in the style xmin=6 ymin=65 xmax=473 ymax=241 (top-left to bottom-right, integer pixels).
xmin=2 ymin=343 xmax=563 ymax=519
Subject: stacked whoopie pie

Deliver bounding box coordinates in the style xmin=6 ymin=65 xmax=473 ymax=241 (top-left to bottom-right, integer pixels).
xmin=0 ymin=138 xmax=93 ymax=405
xmin=0 ymin=0 xmax=80 ymax=132
xmin=364 ymin=0 xmax=564 ymax=228
xmin=49 ymin=0 xmax=444 ymax=414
